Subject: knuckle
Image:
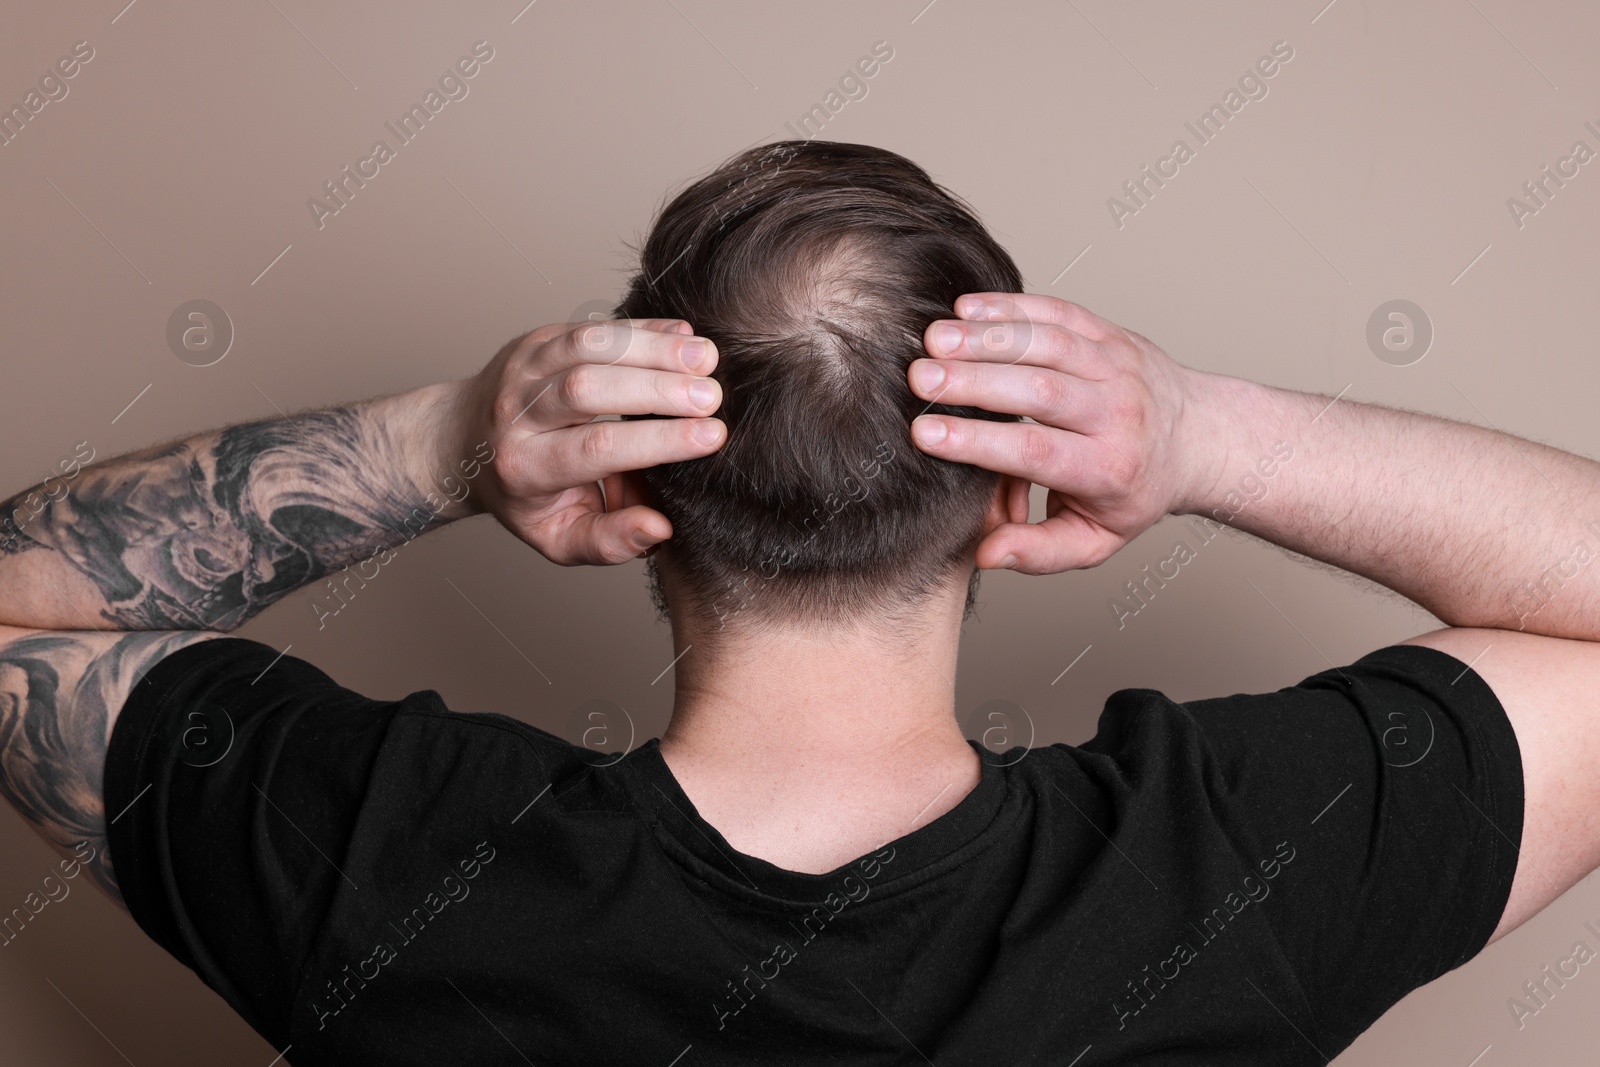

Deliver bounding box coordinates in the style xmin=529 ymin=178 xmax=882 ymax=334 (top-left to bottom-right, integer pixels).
xmin=984 ymin=320 xmax=1027 ymax=355
xmin=1036 ymin=323 xmax=1067 ymax=359
xmin=1017 ymin=425 xmax=1055 ymax=474
xmin=1110 ymin=382 xmax=1148 ymax=427
xmin=559 ymin=365 xmax=597 ymax=409
xmin=508 ymin=330 xmax=542 ymax=362
xmin=1025 ymin=369 xmax=1068 ymax=414
xmin=1125 ymin=328 xmax=1155 ymax=353
xmin=487 ymin=443 xmax=528 ymax=494
xmin=490 ymin=390 xmax=521 ymax=428
xmin=490 ymin=334 xmax=526 ymax=368
xmin=569 ymin=322 xmax=603 ymax=355
xmin=525 ymin=323 xmax=565 ymax=347
xmin=1102 ymin=450 xmax=1140 ymax=487
xmin=486 ymin=447 xmax=509 ymax=486
xmin=487 ymin=440 xmax=510 ymax=474
xmin=1052 ymin=300 xmax=1087 ymax=329
xmin=579 ymin=421 xmax=616 ymax=465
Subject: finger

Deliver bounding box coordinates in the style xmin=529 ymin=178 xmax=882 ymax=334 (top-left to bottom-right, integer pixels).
xmin=923 ymin=318 xmax=1105 ymax=376
xmin=601 ymin=470 xmax=654 ymax=515
xmin=909 ymin=414 xmax=1118 ymax=494
xmin=1004 ymin=474 xmax=1032 ymax=525
xmin=518 ymin=364 xmax=721 ymax=429
xmin=537 ymin=416 xmax=726 ymax=490
xmin=908 ymin=357 xmax=1105 ymax=428
xmin=952 ymin=293 xmax=1118 ymax=341
xmin=543 ymin=503 xmax=674 ymax=566
xmin=975 ymin=513 xmax=1128 ymax=574
xmin=618 ymin=318 xmax=693 ymax=335
xmin=601 ymin=471 xmax=626 ymax=512
xmin=517 ymin=317 xmax=689 ymax=351
xmin=536 ymin=319 xmax=718 ymax=376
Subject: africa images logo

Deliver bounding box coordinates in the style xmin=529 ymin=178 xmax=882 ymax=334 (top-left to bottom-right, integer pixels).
xmin=1111 ymin=841 xmax=1296 ymax=1031
xmin=711 ymin=846 xmax=895 ymax=1031
xmin=307 ymin=41 xmax=495 ymax=230
xmin=308 ymin=840 xmax=497 ymax=1030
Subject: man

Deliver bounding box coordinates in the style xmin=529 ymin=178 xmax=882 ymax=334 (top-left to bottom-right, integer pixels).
xmin=0 ymin=139 xmax=1593 ymax=1065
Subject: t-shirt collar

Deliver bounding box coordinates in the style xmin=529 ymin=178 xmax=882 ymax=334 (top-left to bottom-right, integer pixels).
xmin=611 ymin=736 xmax=1010 ymax=903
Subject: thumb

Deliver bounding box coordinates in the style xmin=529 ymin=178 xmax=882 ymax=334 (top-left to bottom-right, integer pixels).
xmin=556 ymin=504 xmax=672 ymax=566
xmin=977 ymin=513 xmax=1127 ymax=575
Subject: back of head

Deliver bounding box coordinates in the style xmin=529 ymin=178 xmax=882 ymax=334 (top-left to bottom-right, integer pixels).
xmin=617 ymin=140 xmax=1022 ymax=632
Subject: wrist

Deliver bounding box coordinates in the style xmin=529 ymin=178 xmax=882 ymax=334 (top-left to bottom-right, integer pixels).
xmin=392 ymin=379 xmax=492 ymax=522
xmin=1168 ymin=366 xmax=1249 ymax=518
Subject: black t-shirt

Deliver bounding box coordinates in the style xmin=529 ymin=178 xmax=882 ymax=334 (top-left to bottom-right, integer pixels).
xmin=105 ymin=638 xmax=1522 ymax=1066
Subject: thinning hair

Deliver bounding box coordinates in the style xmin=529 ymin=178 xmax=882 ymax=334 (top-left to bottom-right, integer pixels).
xmin=617 ymin=140 xmax=1022 ymax=632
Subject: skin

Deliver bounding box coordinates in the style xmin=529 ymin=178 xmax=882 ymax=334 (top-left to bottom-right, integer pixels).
xmin=0 ymin=318 xmax=725 ymax=906
xmin=650 ymin=489 xmax=1023 ymax=873
xmin=906 ymin=292 xmax=1600 ymax=942
xmin=0 ymin=629 xmax=218 ymax=900
xmin=0 ymin=295 xmax=1594 ymax=953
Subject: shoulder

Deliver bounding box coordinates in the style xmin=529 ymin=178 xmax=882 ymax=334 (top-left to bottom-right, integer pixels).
xmin=115 ymin=635 xmax=602 ymax=788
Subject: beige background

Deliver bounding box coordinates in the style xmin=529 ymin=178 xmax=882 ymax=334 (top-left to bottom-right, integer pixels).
xmin=3 ymin=0 xmax=1599 ymax=1061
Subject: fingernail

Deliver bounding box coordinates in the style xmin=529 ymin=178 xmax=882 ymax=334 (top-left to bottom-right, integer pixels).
xmin=682 ymin=339 xmax=709 ymax=370
xmin=932 ymin=323 xmax=961 ymax=354
xmin=911 ymin=360 xmax=945 ymax=392
xmin=631 ymin=529 xmax=656 ymax=550
xmin=689 ymin=378 xmax=718 ymax=409
xmin=693 ymin=418 xmax=723 ymax=445
xmin=999 ymin=553 xmax=1018 ymax=569
xmin=912 ymin=416 xmax=947 ymax=445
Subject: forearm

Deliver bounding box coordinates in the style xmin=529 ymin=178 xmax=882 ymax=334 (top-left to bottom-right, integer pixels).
xmin=0 ymin=379 xmax=489 ymax=631
xmin=1177 ymin=368 xmax=1600 ymax=641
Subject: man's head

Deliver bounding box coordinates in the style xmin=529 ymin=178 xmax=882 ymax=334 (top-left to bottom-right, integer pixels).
xmin=616 ymin=140 xmax=1023 ymax=634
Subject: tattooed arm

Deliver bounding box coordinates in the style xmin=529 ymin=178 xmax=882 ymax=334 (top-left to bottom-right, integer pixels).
xmin=0 ymin=320 xmax=725 ymax=633
xmin=0 ymin=381 xmax=490 ymax=906
xmin=0 ymin=321 xmax=721 ymax=910
xmin=0 ymin=381 xmax=486 ymax=632
xmin=0 ymin=626 xmax=219 ymax=905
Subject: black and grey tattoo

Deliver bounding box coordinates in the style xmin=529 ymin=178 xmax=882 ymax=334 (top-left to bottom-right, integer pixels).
xmin=0 ymin=629 xmax=217 ymax=903
xmin=0 ymin=440 xmax=96 ymax=555
xmin=0 ymin=408 xmax=490 ymax=631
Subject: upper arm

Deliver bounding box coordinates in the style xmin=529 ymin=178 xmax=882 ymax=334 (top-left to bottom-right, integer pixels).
xmin=0 ymin=624 xmax=220 ymax=905
xmin=1399 ymin=626 xmax=1600 ymax=943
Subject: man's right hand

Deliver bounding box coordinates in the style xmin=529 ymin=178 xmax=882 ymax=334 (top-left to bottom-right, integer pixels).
xmin=906 ymin=293 xmax=1212 ymax=575
xmin=464 ymin=318 xmax=727 ymax=567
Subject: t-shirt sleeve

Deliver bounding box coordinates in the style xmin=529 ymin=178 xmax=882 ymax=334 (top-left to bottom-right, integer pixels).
xmin=1174 ymin=643 xmax=1524 ymax=1050
xmin=103 ymin=637 xmax=431 ymax=1044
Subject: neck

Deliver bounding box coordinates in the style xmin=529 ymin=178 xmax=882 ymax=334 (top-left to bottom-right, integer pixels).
xmin=655 ymin=591 xmax=981 ymax=872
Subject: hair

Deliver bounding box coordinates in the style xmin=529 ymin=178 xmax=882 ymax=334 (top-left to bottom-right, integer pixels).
xmin=616 ymin=140 xmax=1022 ymax=633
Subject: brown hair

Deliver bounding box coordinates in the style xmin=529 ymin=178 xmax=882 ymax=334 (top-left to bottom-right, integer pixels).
xmin=617 ymin=140 xmax=1022 ymax=631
